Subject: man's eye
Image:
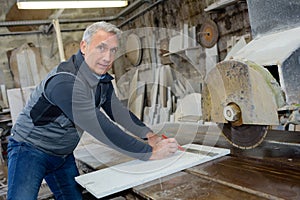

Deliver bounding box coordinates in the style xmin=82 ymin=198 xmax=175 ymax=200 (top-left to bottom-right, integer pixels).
xmin=110 ymin=48 xmax=118 ymax=54
xmin=99 ymin=45 xmax=106 ymax=52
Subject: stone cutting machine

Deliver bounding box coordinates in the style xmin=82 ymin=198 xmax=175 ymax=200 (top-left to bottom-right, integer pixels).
xmin=202 ymin=0 xmax=300 ymax=149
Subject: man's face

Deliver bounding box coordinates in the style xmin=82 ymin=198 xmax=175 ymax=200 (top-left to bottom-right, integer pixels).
xmin=80 ymin=30 xmax=118 ymax=75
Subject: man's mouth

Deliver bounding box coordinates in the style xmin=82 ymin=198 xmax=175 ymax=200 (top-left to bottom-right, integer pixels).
xmin=98 ymin=63 xmax=109 ymax=69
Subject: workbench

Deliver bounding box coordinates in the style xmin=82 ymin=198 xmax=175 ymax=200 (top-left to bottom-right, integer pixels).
xmin=74 ymin=124 xmax=300 ymax=200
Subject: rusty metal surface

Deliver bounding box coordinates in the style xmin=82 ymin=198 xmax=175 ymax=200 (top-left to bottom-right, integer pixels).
xmin=132 ymin=155 xmax=300 ymax=200
xmin=130 ymin=126 xmax=300 ymax=200
xmin=133 ymin=171 xmax=266 ymax=200
xmin=197 ymin=19 xmax=219 ymax=48
xmin=187 ymin=156 xmax=300 ymax=200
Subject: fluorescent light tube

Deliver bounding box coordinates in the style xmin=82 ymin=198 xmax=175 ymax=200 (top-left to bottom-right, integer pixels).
xmin=17 ymin=0 xmax=128 ymax=9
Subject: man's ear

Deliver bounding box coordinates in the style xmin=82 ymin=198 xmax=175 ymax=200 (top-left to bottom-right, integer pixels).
xmin=80 ymin=40 xmax=86 ymax=55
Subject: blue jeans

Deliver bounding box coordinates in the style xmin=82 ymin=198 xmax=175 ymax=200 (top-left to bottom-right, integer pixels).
xmin=7 ymin=138 xmax=83 ymax=200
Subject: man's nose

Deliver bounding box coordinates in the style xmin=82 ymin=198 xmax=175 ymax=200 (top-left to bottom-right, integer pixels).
xmin=102 ymin=50 xmax=113 ymax=63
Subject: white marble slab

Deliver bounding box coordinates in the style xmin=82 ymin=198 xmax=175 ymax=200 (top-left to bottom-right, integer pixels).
xmin=74 ymin=133 xmax=133 ymax=170
xmin=75 ymin=144 xmax=230 ymax=199
xmin=7 ymin=86 xmax=35 ymax=124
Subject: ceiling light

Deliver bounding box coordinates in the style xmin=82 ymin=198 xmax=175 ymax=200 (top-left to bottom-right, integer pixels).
xmin=17 ymin=0 xmax=128 ymax=9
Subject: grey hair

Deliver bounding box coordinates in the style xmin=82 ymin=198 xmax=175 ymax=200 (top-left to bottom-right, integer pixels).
xmin=82 ymin=21 xmax=122 ymax=44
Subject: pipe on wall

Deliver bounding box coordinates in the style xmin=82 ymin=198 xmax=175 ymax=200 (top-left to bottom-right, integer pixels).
xmin=53 ymin=19 xmax=65 ymax=61
xmin=117 ymin=0 xmax=165 ymax=27
xmin=0 ymin=0 xmax=165 ymax=37
xmin=0 ymin=0 xmax=152 ymax=36
xmin=0 ymin=0 xmax=149 ymax=27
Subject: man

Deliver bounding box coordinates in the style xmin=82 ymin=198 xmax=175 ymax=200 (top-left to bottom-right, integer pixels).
xmin=7 ymin=21 xmax=179 ymax=200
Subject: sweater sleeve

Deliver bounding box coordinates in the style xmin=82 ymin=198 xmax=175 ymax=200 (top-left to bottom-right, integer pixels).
xmin=44 ymin=74 xmax=152 ymax=160
xmin=101 ymin=84 xmax=152 ymax=139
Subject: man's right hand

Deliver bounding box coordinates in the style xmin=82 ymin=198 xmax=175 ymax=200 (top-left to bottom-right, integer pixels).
xmin=149 ymin=138 xmax=179 ymax=160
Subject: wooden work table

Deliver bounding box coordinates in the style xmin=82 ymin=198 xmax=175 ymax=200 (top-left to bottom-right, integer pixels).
xmin=74 ymin=126 xmax=300 ymax=200
xmin=132 ymin=155 xmax=300 ymax=200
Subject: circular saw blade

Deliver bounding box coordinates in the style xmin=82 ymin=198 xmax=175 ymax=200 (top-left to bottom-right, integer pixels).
xmin=197 ymin=19 xmax=219 ymax=48
xmin=219 ymin=123 xmax=268 ymax=149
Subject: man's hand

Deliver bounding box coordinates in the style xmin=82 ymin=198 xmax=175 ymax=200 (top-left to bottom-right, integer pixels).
xmin=149 ymin=137 xmax=179 ymax=160
xmin=146 ymin=132 xmax=162 ymax=147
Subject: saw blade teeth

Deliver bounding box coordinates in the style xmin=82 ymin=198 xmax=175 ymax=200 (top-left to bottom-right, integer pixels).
xmin=219 ymin=123 xmax=268 ymax=149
